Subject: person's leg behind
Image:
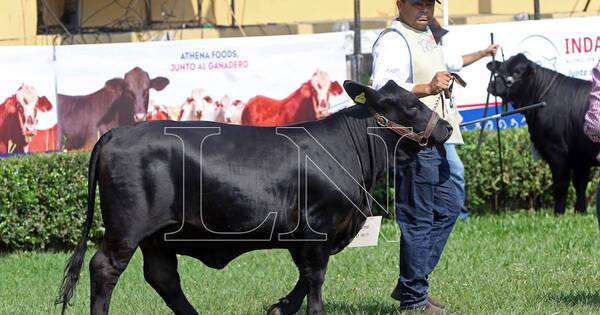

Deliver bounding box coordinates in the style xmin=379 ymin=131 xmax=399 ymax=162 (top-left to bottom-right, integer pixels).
xmin=444 ymin=143 xmax=469 ymax=220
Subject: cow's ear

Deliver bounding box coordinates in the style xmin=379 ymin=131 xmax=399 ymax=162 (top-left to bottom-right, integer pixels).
xmin=36 ymin=96 xmax=53 ymax=112
xmin=487 ymin=61 xmax=502 ymax=71
xmin=329 ymin=81 xmax=344 ymax=96
xmin=343 ymin=80 xmax=382 ymax=106
xmin=5 ymin=96 xmax=17 ymax=114
xmin=150 ymin=77 xmax=169 ymax=91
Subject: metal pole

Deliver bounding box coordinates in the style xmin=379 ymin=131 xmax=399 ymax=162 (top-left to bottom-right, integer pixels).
xmin=534 ymin=0 xmax=541 ymax=20
xmin=352 ymin=0 xmax=362 ymax=82
xmin=443 ymin=0 xmax=449 ymax=26
xmin=145 ymin=0 xmax=152 ymax=27
xmin=231 ymin=0 xmax=236 ymax=27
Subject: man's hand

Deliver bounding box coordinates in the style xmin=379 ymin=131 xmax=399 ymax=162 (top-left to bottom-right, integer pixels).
xmin=427 ymin=71 xmax=452 ymax=95
xmin=482 ymin=44 xmax=500 ymax=57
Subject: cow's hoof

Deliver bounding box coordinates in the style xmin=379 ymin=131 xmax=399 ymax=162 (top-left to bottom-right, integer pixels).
xmin=266 ymin=305 xmax=283 ymax=315
xmin=266 ymin=298 xmax=291 ymax=315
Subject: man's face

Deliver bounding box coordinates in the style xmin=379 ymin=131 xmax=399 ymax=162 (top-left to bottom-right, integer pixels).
xmin=397 ymin=0 xmax=436 ymax=31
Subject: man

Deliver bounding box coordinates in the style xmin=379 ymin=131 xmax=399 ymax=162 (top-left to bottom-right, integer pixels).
xmin=429 ymin=18 xmax=499 ymax=220
xmin=371 ymin=1 xmax=460 ymax=314
xmin=583 ymin=61 xmax=600 ymax=229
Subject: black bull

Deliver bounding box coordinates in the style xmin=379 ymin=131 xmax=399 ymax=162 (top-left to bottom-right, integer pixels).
xmin=488 ymin=53 xmax=597 ymax=214
xmin=57 ymin=80 xmax=453 ymax=315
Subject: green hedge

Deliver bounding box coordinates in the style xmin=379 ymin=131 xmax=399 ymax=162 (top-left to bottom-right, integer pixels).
xmin=461 ymin=128 xmax=599 ymax=213
xmin=370 ymin=127 xmax=599 ymax=216
xmin=1 ymin=127 xmax=597 ymax=251
xmin=0 ymin=153 xmax=104 ymax=251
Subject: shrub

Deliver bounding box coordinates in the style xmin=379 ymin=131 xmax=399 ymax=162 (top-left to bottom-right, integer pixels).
xmin=0 ymin=152 xmax=103 ymax=251
xmin=0 ymin=127 xmax=597 ymax=251
xmin=460 ymin=128 xmax=599 ymax=214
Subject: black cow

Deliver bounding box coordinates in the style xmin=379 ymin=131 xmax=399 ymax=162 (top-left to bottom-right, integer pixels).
xmin=487 ymin=53 xmax=597 ymax=214
xmin=56 ymin=80 xmax=453 ymax=315
xmin=58 ymin=67 xmax=169 ymax=151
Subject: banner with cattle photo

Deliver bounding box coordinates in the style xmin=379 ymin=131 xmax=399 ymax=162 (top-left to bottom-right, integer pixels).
xmin=0 ymin=46 xmax=58 ymax=156
xmin=54 ymin=32 xmax=349 ymax=152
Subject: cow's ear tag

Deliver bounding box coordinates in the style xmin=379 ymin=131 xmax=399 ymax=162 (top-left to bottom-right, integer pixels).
xmin=354 ymin=92 xmax=366 ymax=104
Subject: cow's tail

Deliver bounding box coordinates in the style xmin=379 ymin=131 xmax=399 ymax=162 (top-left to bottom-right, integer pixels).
xmin=55 ymin=133 xmax=109 ymax=315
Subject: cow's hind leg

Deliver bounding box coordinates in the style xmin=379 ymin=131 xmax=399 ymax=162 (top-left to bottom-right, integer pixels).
xmin=267 ymin=249 xmax=309 ymax=315
xmin=89 ymin=240 xmax=136 ymax=315
xmin=550 ymin=165 xmax=571 ymax=215
xmin=572 ymin=167 xmax=591 ymax=213
xmin=140 ymin=241 xmax=198 ymax=315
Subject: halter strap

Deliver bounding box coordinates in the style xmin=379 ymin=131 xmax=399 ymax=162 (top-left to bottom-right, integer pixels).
xmin=368 ymin=108 xmax=440 ymax=147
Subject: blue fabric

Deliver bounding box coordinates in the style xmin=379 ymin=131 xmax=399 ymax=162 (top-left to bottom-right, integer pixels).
xmin=596 ymin=182 xmax=600 ymax=230
xmin=393 ymin=146 xmax=460 ymax=308
xmin=444 ymin=143 xmax=469 ymax=219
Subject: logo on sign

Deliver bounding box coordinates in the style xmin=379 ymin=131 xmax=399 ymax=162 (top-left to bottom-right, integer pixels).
xmin=518 ymin=35 xmax=560 ymax=71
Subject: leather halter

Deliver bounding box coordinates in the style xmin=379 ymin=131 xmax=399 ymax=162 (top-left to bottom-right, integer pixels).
xmin=368 ymin=108 xmax=440 ymax=147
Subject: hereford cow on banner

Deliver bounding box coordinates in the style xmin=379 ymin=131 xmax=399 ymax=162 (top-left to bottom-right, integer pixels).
xmin=146 ymin=101 xmax=174 ymax=121
xmin=223 ymin=97 xmax=246 ymax=125
xmin=241 ymin=70 xmax=344 ymax=126
xmin=0 ymin=84 xmax=53 ymax=154
xmin=57 ymin=67 xmax=169 ymax=151
xmin=178 ymin=89 xmax=225 ymax=122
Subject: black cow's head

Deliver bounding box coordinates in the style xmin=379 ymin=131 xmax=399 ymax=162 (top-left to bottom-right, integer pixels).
xmin=487 ymin=53 xmax=535 ymax=102
xmin=122 ymin=67 xmax=170 ymax=122
xmin=343 ymin=80 xmax=452 ymax=160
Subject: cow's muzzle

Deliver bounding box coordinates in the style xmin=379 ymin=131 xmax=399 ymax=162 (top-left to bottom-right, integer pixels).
xmin=134 ymin=113 xmax=147 ymax=122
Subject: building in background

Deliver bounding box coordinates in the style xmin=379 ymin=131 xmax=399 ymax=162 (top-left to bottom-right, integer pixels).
xmin=1 ymin=0 xmax=599 ymax=46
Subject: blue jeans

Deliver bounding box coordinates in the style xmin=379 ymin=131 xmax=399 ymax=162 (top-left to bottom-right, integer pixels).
xmin=444 ymin=143 xmax=469 ymax=218
xmin=393 ymin=146 xmax=460 ymax=308
xmin=596 ymin=182 xmax=600 ymax=230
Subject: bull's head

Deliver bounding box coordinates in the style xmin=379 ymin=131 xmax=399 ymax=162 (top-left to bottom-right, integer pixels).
xmin=343 ymin=80 xmax=453 ymax=161
xmin=305 ymin=70 xmax=344 ymax=120
xmin=487 ymin=53 xmax=535 ymax=104
xmin=11 ymin=84 xmax=53 ymax=141
xmin=123 ymin=67 xmax=169 ymax=122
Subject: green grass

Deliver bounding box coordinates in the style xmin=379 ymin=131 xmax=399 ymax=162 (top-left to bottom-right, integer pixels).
xmin=1 ymin=212 xmax=600 ymax=315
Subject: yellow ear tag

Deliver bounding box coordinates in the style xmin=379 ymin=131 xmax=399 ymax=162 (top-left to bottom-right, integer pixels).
xmin=354 ymin=92 xmax=366 ymax=104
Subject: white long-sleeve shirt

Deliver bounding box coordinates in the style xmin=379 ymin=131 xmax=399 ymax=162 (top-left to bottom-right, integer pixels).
xmin=371 ymin=21 xmax=463 ymax=90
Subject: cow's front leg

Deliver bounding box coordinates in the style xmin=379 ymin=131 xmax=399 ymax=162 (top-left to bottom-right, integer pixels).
xmin=550 ymin=165 xmax=571 ymax=215
xmin=572 ymin=167 xmax=591 ymax=213
xmin=267 ymin=278 xmax=307 ymax=315
xmin=267 ymin=249 xmax=309 ymax=315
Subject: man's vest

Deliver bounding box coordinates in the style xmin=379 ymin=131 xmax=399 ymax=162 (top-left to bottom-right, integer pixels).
xmin=374 ymin=20 xmax=463 ymax=144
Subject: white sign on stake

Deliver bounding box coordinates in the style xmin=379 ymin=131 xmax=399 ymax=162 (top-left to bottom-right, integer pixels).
xmin=348 ymin=216 xmax=382 ymax=248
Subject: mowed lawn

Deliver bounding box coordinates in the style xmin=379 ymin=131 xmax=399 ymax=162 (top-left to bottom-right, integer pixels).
xmin=1 ymin=212 xmax=600 ymax=315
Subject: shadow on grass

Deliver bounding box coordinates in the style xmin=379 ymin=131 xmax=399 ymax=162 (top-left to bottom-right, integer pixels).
xmin=261 ymin=300 xmax=400 ymax=315
xmin=546 ymin=291 xmax=600 ymax=307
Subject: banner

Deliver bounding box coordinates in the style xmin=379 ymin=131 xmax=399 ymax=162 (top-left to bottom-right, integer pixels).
xmin=360 ymin=16 xmax=600 ymax=130
xmin=54 ymin=32 xmax=350 ymax=151
xmin=444 ymin=16 xmax=600 ymax=130
xmin=0 ymin=46 xmax=58 ymax=156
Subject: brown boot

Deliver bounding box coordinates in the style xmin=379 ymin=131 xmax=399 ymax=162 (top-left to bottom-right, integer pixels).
xmin=423 ymin=301 xmax=456 ymax=315
xmin=427 ymin=295 xmax=445 ymax=309
xmin=400 ymin=301 xmax=456 ymax=315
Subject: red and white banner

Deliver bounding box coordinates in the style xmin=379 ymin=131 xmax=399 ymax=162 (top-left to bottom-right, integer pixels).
xmin=53 ymin=32 xmax=349 ymax=151
xmin=444 ymin=16 xmax=600 ymax=114
xmin=360 ymin=16 xmax=600 ymax=130
xmin=0 ymin=46 xmax=57 ymax=155
xmin=0 ymin=32 xmax=350 ymax=155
